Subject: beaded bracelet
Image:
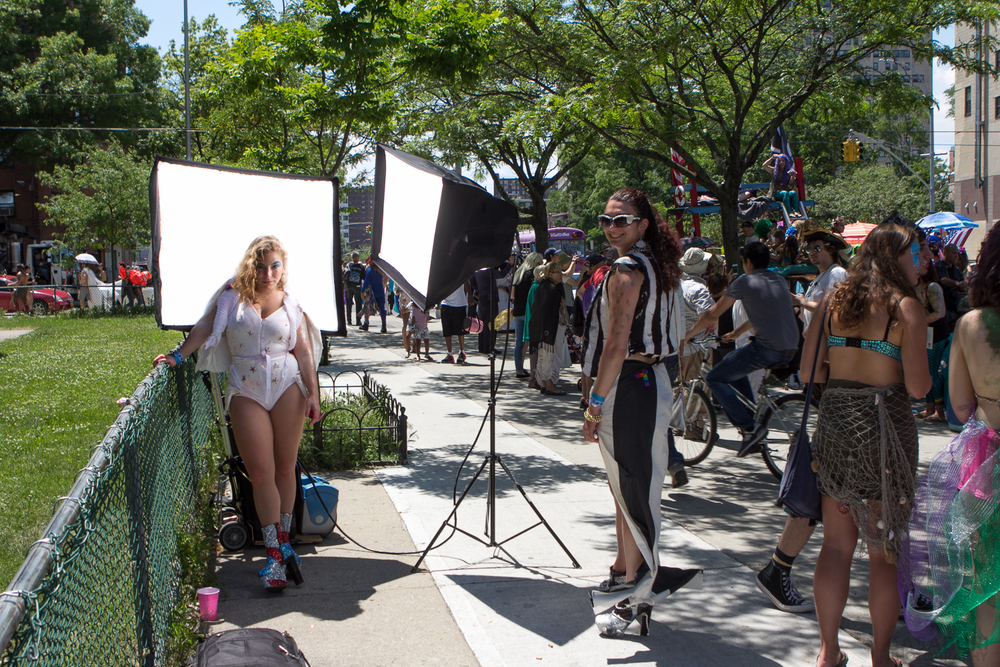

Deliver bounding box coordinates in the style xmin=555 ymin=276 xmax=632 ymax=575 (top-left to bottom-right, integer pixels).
xmin=589 ymin=391 xmax=605 ymax=408
xmin=584 ymin=410 xmax=602 ymax=424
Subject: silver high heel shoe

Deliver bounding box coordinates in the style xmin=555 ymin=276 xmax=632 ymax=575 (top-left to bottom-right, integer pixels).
xmin=596 ymin=600 xmax=652 ymax=638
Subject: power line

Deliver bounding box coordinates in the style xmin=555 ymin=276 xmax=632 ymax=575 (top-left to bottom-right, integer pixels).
xmin=0 ymin=126 xmax=207 ymax=132
xmin=20 ymin=92 xmax=154 ymax=97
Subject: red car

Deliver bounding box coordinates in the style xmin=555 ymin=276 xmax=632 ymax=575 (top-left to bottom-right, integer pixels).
xmin=0 ymin=276 xmax=74 ymax=315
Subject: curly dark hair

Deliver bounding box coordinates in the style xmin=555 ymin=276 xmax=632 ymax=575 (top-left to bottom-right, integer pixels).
xmin=608 ymin=188 xmax=682 ymax=293
xmin=829 ymin=223 xmax=917 ymax=330
xmin=969 ymin=223 xmax=1000 ymax=310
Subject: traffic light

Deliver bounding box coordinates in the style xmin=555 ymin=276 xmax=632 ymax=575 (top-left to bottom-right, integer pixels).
xmin=841 ymin=139 xmax=860 ymax=162
xmin=857 ymin=142 xmax=864 ymax=160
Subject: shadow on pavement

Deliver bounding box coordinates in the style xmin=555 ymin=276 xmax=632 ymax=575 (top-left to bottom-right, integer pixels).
xmin=215 ymin=549 xmax=418 ymax=624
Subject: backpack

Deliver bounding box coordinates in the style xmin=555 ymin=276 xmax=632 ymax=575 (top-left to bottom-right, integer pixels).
xmin=345 ymin=264 xmax=364 ymax=289
xmin=192 ymin=628 xmax=310 ymax=666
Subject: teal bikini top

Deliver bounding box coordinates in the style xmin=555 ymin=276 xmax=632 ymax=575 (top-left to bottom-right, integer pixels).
xmin=826 ymin=299 xmax=903 ymax=362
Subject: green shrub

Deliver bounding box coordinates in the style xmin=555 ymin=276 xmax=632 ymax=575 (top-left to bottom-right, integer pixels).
xmin=299 ymin=390 xmax=402 ymax=470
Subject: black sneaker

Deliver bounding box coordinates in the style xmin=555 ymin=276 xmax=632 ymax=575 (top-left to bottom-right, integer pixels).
xmin=668 ymin=462 xmax=688 ymax=489
xmin=756 ymin=562 xmax=814 ymax=613
xmin=737 ymin=424 xmax=768 ymax=458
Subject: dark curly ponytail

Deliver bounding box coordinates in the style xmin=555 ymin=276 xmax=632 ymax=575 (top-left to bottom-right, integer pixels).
xmin=608 ymin=188 xmax=683 ymax=293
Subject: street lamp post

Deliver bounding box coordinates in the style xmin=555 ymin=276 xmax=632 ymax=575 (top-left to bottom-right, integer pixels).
xmin=184 ymin=0 xmax=191 ymax=161
xmin=928 ymin=110 xmax=935 ymax=214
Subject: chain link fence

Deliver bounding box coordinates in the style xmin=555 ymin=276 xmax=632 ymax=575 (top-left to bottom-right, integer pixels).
xmin=0 ymin=360 xmax=216 ymax=666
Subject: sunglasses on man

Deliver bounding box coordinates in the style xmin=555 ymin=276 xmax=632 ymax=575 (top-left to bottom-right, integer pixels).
xmin=597 ymin=214 xmax=642 ymax=228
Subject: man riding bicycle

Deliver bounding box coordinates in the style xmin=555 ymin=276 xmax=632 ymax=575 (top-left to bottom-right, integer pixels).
xmin=681 ymin=242 xmax=800 ymax=456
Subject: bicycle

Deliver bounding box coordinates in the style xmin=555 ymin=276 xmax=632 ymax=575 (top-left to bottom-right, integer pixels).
xmin=673 ymin=338 xmax=819 ymax=480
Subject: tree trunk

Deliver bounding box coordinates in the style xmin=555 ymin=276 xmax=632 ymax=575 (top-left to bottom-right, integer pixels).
xmin=717 ymin=186 xmax=743 ymax=272
xmin=110 ymin=246 xmax=116 ymax=307
xmin=529 ymin=194 xmax=549 ymax=252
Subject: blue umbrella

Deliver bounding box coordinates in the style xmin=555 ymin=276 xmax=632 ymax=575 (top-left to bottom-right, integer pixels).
xmin=916 ymin=212 xmax=978 ymax=231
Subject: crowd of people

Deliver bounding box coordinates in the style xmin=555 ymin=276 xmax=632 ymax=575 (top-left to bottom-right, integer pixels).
xmin=180 ymin=199 xmax=996 ymax=665
xmin=341 ymin=200 xmax=996 ymax=664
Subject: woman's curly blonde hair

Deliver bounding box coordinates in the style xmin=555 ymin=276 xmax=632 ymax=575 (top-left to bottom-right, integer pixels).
xmin=233 ymin=236 xmax=288 ymax=303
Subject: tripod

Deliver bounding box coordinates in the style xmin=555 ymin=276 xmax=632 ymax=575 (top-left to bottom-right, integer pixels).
xmin=412 ymin=266 xmax=580 ymax=572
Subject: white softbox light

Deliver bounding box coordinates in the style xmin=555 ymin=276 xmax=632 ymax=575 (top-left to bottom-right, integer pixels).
xmin=372 ymin=145 xmax=520 ymax=312
xmin=150 ymin=158 xmax=344 ymax=333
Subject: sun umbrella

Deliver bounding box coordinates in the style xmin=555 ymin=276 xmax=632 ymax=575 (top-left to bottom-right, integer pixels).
xmin=916 ymin=212 xmax=978 ymax=231
xmin=840 ymin=222 xmax=877 ymax=246
xmin=74 ymin=253 xmax=98 ymax=264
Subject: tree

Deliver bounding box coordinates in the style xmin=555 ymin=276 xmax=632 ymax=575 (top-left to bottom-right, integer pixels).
xmin=547 ymin=148 xmax=676 ymax=244
xmin=40 ymin=142 xmax=150 ymax=300
xmin=193 ymin=0 xmax=494 ymax=178
xmin=513 ymin=0 xmax=997 ymax=263
xmin=0 ymin=0 xmax=165 ymax=166
xmin=809 ymin=162 xmax=950 ymax=224
xmin=408 ymin=1 xmax=594 ymax=250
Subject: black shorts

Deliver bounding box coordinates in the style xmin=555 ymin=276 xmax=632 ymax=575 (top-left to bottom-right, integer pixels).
xmin=440 ymin=305 xmax=467 ymax=337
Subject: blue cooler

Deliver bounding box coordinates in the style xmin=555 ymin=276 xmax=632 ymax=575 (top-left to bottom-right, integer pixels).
xmin=299 ymin=475 xmax=339 ymax=536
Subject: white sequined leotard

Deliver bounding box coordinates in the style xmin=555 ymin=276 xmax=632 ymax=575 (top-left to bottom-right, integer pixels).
xmin=203 ymin=286 xmax=308 ymax=411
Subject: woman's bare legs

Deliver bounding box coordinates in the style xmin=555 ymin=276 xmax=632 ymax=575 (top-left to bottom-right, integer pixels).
xmin=605 ymin=488 xmax=643 ymax=579
xmin=866 ymin=541 xmax=901 ymax=667
xmin=972 ymin=596 xmax=1000 ymax=667
xmin=814 ymin=496 xmax=858 ymax=667
xmin=269 ymin=385 xmax=307 ymax=514
xmin=230 ymin=397 xmax=281 ymax=525
xmin=612 ymin=496 xmax=626 ymax=573
xmin=229 ymin=387 xmax=307 ymax=524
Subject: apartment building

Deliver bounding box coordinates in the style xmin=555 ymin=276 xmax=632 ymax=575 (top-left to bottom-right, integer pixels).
xmin=952 ymin=21 xmax=999 ymax=257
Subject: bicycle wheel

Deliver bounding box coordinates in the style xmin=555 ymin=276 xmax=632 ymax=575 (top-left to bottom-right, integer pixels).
xmin=759 ymin=392 xmax=820 ymax=481
xmin=671 ymin=384 xmax=716 ymax=466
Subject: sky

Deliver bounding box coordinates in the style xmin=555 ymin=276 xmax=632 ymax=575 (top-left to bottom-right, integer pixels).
xmin=134 ymin=1 xmax=958 ymax=166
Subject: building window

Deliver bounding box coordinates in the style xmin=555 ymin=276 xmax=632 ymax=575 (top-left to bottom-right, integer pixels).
xmin=0 ymin=191 xmax=13 ymax=217
xmin=966 ymin=86 xmax=973 ymax=117
xmin=995 ymin=96 xmax=1000 ymax=120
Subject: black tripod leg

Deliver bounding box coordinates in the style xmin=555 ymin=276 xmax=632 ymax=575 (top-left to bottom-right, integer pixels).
xmin=411 ymin=456 xmax=491 ymax=573
xmin=495 ymin=456 xmax=581 ymax=568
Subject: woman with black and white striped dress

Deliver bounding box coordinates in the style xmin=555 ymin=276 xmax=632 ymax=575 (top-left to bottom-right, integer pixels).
xmin=582 ymin=188 xmax=702 ymax=638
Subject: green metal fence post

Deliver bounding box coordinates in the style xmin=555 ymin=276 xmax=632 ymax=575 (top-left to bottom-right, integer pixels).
xmin=124 ymin=442 xmax=155 ymax=667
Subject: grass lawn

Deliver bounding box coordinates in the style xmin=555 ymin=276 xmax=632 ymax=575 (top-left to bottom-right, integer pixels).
xmin=0 ymin=312 xmax=183 ymax=588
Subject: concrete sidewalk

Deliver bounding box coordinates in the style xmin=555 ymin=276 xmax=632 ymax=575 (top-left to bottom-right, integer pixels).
xmin=213 ymin=312 xmax=965 ymax=666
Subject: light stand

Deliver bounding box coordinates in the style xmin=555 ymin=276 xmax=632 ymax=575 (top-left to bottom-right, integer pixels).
xmin=412 ymin=259 xmax=580 ymax=572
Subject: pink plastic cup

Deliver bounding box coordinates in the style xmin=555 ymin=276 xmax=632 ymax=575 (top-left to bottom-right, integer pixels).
xmin=197 ymin=587 xmax=220 ymax=621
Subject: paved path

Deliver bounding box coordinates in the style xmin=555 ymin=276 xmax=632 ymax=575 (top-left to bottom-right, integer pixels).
xmin=0 ymin=329 xmax=34 ymax=341
xmin=213 ymin=313 xmax=965 ymax=667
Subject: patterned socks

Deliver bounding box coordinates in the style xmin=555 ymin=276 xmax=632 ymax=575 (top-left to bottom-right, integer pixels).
xmin=771 ymin=546 xmax=796 ymax=573
xmin=259 ymin=523 xmax=287 ymax=591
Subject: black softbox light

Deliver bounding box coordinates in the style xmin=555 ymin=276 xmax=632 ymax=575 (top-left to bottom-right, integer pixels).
xmin=371 ymin=145 xmax=520 ymax=312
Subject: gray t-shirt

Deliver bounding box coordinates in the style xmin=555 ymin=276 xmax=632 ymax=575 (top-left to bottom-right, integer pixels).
xmin=725 ymin=270 xmax=800 ymax=351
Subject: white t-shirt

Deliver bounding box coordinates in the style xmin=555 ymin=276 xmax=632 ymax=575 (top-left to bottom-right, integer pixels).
xmin=802 ymin=265 xmax=848 ymax=328
xmin=441 ymin=285 xmax=468 ymax=308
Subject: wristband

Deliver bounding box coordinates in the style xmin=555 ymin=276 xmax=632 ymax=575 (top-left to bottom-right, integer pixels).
xmin=170 ymin=350 xmax=183 ymax=366
xmin=589 ymin=392 xmax=605 ymax=407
